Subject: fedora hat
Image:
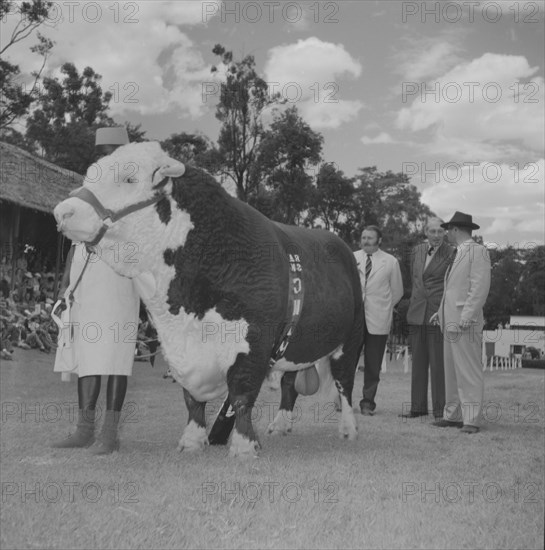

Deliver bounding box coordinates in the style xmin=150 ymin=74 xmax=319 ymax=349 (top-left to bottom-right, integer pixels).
xmin=441 ymin=211 xmax=480 ymax=230
xmin=95 ymin=127 xmax=129 ymax=147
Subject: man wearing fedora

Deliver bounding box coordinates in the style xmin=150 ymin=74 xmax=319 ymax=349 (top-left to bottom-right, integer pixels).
xmin=430 ymin=212 xmax=491 ymax=434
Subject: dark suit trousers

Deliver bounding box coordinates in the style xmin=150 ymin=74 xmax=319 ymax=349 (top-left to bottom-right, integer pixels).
xmin=361 ymin=326 xmax=388 ymax=411
xmin=408 ymin=324 xmax=445 ymax=417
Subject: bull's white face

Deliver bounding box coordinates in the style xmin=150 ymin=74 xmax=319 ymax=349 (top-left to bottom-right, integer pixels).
xmin=53 ymin=141 xmax=187 ymax=277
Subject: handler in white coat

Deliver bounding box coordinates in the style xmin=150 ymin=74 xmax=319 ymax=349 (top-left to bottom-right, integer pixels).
xmin=52 ymin=127 xmax=140 ymax=454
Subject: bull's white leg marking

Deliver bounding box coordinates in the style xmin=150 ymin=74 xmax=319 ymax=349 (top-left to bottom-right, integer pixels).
xmin=338 ymin=393 xmax=358 ymax=441
xmin=177 ymin=420 xmax=209 ymax=452
xmin=229 ymin=431 xmax=259 ymax=459
xmin=266 ymin=409 xmax=294 ymax=436
xmin=331 ymin=344 xmax=344 ymax=361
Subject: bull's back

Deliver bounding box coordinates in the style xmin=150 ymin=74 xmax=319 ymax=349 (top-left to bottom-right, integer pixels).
xmin=175 ymin=170 xmax=362 ymax=360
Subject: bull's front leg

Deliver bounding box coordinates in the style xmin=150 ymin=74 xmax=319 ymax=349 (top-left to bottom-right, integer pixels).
xmin=177 ymin=387 xmax=209 ymax=452
xmin=227 ymin=357 xmax=266 ymax=459
xmin=267 ymin=371 xmax=298 ymax=435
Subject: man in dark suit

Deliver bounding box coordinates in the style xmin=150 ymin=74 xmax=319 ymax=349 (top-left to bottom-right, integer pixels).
xmin=400 ymin=217 xmax=453 ymax=419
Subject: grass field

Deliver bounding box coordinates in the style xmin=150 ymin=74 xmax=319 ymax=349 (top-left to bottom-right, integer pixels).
xmin=1 ymin=349 xmax=544 ymax=550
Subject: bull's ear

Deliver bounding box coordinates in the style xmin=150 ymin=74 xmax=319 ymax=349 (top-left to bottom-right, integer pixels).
xmin=159 ymin=161 xmax=185 ymax=178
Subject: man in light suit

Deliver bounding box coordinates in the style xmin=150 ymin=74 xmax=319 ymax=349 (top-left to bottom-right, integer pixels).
xmin=430 ymin=212 xmax=491 ymax=434
xmin=354 ymin=226 xmax=404 ymax=415
xmin=400 ymin=218 xmax=454 ymax=420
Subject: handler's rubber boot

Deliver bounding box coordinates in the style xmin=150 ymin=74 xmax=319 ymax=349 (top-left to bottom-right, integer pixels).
xmin=88 ymin=410 xmax=121 ymax=455
xmin=51 ymin=408 xmax=96 ymax=448
xmin=88 ymin=375 xmax=127 ymax=455
xmin=51 ymin=375 xmax=101 ymax=448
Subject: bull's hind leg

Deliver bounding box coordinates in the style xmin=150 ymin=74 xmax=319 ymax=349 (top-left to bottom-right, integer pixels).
xmin=330 ymin=328 xmax=363 ymax=441
xmin=267 ymin=371 xmax=297 ymax=435
xmin=177 ymin=388 xmax=209 ymax=452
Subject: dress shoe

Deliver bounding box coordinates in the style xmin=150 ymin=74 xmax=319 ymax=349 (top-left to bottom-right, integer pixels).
xmin=398 ymin=412 xmax=428 ymax=418
xmin=432 ymin=419 xmax=463 ymax=428
xmin=460 ymin=425 xmax=480 ymax=434
xmin=359 ymin=401 xmax=375 ymax=416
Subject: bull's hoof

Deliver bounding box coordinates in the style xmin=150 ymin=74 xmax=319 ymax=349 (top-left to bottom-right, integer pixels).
xmin=338 ymin=396 xmax=358 ymax=441
xmin=229 ymin=431 xmax=260 ymax=459
xmin=177 ymin=421 xmax=209 ymax=452
xmin=266 ymin=410 xmax=294 ymax=436
xmin=338 ymin=424 xmax=358 ymax=440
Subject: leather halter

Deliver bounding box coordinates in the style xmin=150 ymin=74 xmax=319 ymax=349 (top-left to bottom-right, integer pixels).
xmin=68 ymin=185 xmax=166 ymax=246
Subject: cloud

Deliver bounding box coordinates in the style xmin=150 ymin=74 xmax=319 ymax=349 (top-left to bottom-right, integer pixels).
xmin=361 ymin=132 xmax=395 ymax=145
xmin=2 ymin=1 xmax=214 ymax=119
xmin=395 ymin=39 xmax=465 ymax=81
xmin=420 ymin=159 xmax=545 ymax=245
xmin=396 ymin=53 xmax=545 ymax=160
xmin=264 ymin=37 xmax=363 ymax=129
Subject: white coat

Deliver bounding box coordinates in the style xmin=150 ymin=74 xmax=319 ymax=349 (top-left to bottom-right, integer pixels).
xmin=354 ymin=248 xmax=404 ymax=335
xmin=54 ymin=243 xmax=139 ymax=377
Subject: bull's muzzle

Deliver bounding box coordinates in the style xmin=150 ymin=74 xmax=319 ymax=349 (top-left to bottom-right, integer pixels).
xmin=53 ymin=202 xmax=75 ymax=232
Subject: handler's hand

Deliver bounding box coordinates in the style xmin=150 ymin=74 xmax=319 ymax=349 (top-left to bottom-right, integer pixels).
xmin=459 ymin=319 xmax=474 ymax=329
xmin=429 ymin=312 xmax=439 ymax=326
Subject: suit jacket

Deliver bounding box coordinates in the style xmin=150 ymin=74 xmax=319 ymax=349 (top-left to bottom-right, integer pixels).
xmin=439 ymin=240 xmax=491 ymax=332
xmin=406 ymin=241 xmax=454 ymax=325
xmin=354 ymin=248 xmax=404 ymax=335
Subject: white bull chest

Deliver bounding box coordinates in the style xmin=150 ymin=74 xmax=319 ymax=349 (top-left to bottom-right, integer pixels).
xmin=150 ymin=302 xmax=250 ymax=402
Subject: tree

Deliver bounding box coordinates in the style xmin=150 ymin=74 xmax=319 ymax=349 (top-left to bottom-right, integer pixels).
xmin=349 ymin=167 xmax=433 ymax=251
xmin=161 ymin=131 xmax=219 ymax=171
xmin=514 ymin=245 xmax=545 ymax=317
xmin=210 ymin=44 xmax=282 ymax=201
xmin=308 ymin=162 xmax=356 ymax=240
xmin=252 ymin=106 xmax=323 ymax=224
xmin=484 ymin=246 xmax=523 ymax=329
xmin=25 ymin=63 xmax=115 ymax=173
xmin=0 ymin=0 xmax=54 ymax=129
xmin=125 ymin=122 xmax=147 ymax=144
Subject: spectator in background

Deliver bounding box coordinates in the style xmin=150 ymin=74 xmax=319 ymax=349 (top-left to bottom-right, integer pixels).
xmin=431 ymin=212 xmax=491 ymax=434
xmin=400 ymin=217 xmax=454 ymax=420
xmin=354 ymin=225 xmax=404 ymax=416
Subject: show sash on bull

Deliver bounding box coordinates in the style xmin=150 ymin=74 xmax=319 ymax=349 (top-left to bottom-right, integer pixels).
xmin=54 ymin=142 xmax=364 ymax=458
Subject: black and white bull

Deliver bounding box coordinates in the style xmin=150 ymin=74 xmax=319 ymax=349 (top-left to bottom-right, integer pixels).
xmin=53 ymin=142 xmax=364 ymax=458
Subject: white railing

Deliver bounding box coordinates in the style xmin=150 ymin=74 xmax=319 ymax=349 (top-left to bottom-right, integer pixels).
xmin=483 ymin=355 xmax=522 ymax=371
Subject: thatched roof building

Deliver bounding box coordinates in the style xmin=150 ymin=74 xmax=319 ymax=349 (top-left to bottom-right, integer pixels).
xmin=0 ymin=141 xmax=83 ymax=289
xmin=0 ymin=141 xmax=82 ymax=212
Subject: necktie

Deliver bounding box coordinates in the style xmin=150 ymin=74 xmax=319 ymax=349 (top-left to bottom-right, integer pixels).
xmin=365 ymin=254 xmax=372 ymax=286
xmin=427 ymin=246 xmax=434 ymax=256
xmin=446 ymin=249 xmax=458 ymax=278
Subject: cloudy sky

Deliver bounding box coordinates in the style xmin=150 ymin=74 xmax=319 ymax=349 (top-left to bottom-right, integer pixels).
xmin=3 ymin=0 xmax=544 ymax=247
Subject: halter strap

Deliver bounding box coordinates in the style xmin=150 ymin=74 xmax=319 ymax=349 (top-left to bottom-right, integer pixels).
xmin=68 ymin=186 xmax=166 ymax=246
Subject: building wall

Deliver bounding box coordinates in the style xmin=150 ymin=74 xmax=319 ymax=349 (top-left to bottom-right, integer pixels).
xmin=483 ymin=327 xmax=545 ymax=357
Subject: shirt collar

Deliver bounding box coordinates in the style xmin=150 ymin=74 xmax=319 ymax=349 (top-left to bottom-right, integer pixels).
xmin=457 ymin=238 xmax=473 ymax=252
